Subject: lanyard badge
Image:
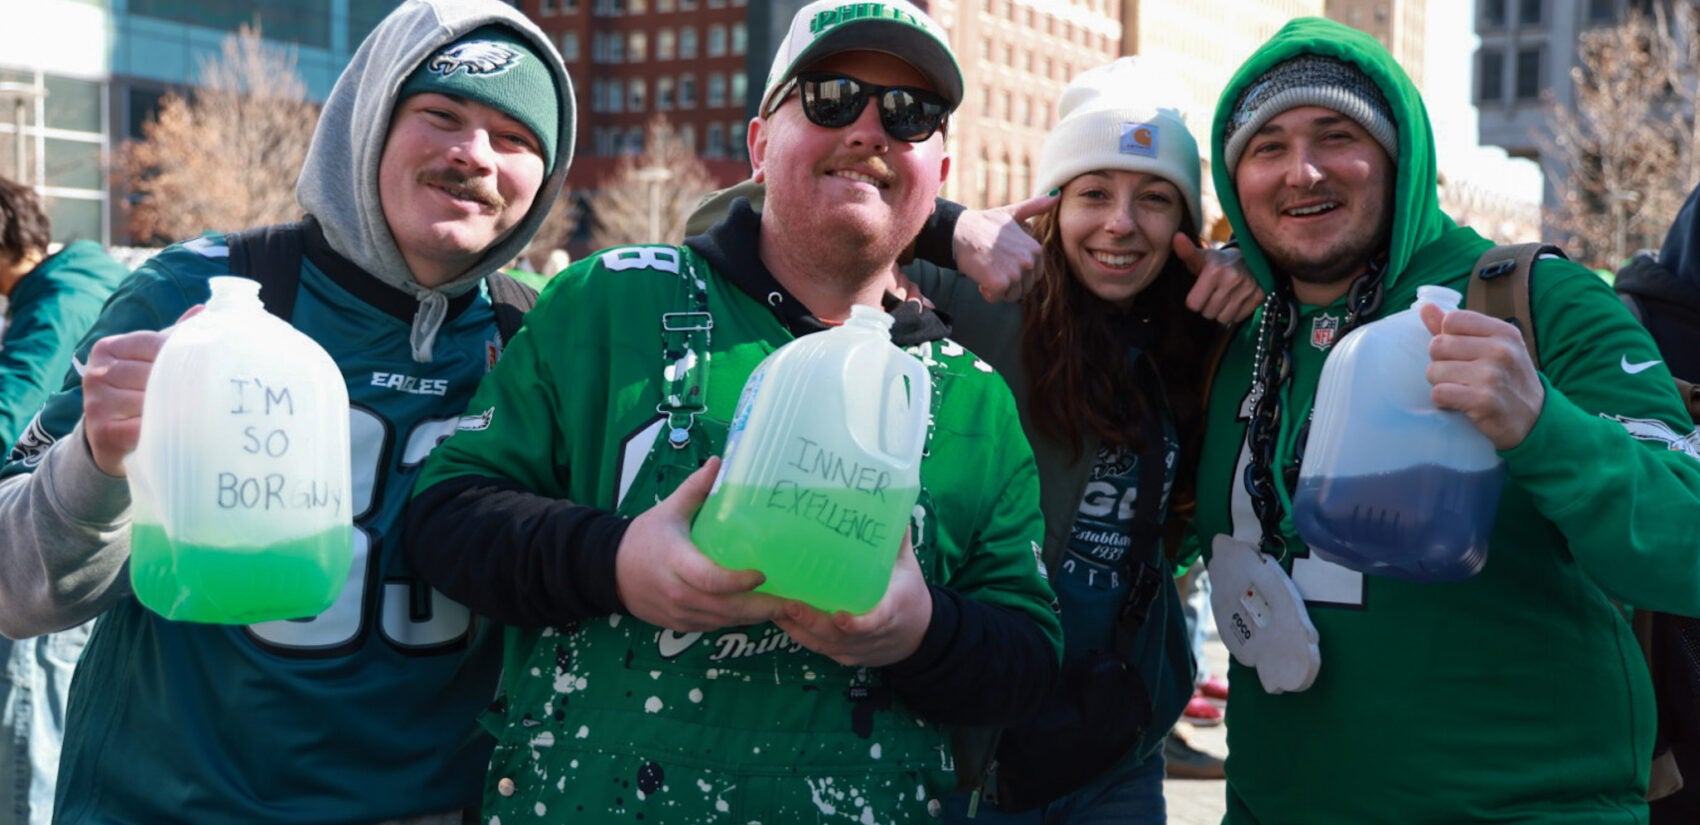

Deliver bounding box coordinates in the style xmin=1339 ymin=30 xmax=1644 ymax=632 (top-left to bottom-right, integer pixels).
xmin=1207 ymin=534 xmax=1321 ymax=694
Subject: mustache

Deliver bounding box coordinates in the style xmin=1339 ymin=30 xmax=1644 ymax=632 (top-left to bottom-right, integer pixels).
xmin=829 ymin=154 xmax=895 ymax=184
xmin=416 ymin=168 xmax=506 ymax=211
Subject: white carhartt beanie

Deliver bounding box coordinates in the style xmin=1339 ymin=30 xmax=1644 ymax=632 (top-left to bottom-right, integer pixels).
xmin=1033 ymin=57 xmax=1203 ymax=229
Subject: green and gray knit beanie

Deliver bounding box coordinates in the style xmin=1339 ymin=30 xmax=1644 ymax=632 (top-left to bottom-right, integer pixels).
xmin=1222 ymin=54 xmax=1397 ymax=176
xmin=399 ymin=25 xmax=560 ymax=172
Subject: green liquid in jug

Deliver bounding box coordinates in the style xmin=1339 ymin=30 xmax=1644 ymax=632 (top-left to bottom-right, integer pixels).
xmin=130 ymin=523 xmax=353 ymax=624
xmin=692 ymin=482 xmax=919 ymax=614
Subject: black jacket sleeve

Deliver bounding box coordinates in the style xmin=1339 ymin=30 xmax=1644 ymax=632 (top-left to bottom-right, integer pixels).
xmin=909 ymin=198 xmax=966 ymax=270
xmin=406 ymin=475 xmax=630 ymax=628
xmin=884 ymin=585 xmax=1057 ymax=726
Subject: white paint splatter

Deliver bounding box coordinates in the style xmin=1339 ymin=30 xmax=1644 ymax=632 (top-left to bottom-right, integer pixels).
xmin=869 ymin=743 xmax=882 ymax=759
xmin=531 ymin=731 xmax=555 ymax=747
xmin=575 ymin=725 xmax=590 ymax=739
xmin=529 ymin=666 xmax=541 ymax=676
xmin=644 ymin=696 xmax=664 ymax=713
xmin=533 ymin=801 xmax=547 ymax=816
xmin=649 ymin=670 xmax=662 ymax=680
xmin=689 ymin=688 xmax=704 ymax=703
xmin=697 ymin=779 xmax=713 ymax=792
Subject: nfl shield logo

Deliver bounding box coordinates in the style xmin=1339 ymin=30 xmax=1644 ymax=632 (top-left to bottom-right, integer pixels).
xmin=1311 ymin=315 xmax=1340 ymax=349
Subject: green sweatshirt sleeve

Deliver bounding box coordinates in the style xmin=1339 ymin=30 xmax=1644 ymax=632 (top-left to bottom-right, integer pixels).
xmin=1499 ymin=258 xmax=1700 ymax=613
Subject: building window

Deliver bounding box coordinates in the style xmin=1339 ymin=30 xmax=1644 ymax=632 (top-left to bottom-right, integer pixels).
xmin=730 ymin=72 xmax=747 ymax=105
xmin=562 ymin=0 xmax=578 ymax=10
xmin=1514 ymin=47 xmax=1542 ymax=99
xmin=708 ymin=72 xmax=726 ymax=108
xmin=732 ymin=22 xmax=746 ymax=55
xmin=629 ymin=78 xmax=647 ymax=112
xmin=624 ymin=128 xmax=644 ymax=155
xmin=560 ymin=31 xmax=579 ymax=62
xmin=707 ymin=123 xmax=726 ymax=157
xmin=658 ymin=28 xmax=676 ymax=60
xmin=539 ymin=0 xmax=555 ymax=14
xmin=680 ymin=26 xmax=698 ymax=59
xmin=732 ymin=121 xmax=748 ymax=158
xmin=608 ymin=79 xmax=624 ymax=112
xmin=680 ymin=0 xmax=696 ymax=10
xmin=658 ymin=0 xmax=674 ymax=9
xmin=678 ymin=124 xmax=696 ymax=151
xmin=629 ymin=0 xmax=646 ymax=11
xmin=657 ymin=76 xmax=675 ymax=110
xmin=609 ymin=33 xmax=624 ymax=63
xmin=629 ymin=31 xmax=648 ymax=61
xmin=1477 ymin=49 xmax=1504 ymax=102
xmin=1518 ymin=0 xmax=1543 ymax=25
xmin=1587 ymin=0 xmax=1616 ymax=21
xmin=680 ymin=73 xmax=697 ymax=109
xmin=708 ymin=24 xmax=727 ymax=57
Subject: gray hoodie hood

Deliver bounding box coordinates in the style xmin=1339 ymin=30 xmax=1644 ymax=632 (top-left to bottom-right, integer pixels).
xmin=296 ymin=0 xmax=575 ymax=362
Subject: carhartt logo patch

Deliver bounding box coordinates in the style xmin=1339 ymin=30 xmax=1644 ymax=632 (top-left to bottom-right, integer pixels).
xmin=1120 ymin=122 xmax=1158 ymax=157
xmin=426 ymin=40 xmax=525 ymax=79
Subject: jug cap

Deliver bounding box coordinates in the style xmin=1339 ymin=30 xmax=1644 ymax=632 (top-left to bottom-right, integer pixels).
xmin=1414 ymin=284 xmax=1462 ymax=312
xmin=846 ymin=303 xmax=896 ymax=333
xmin=207 ymin=276 xmax=263 ymax=309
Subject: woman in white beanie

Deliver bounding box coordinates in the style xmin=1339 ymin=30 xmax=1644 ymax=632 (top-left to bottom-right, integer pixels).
xmin=910 ymin=57 xmax=1259 ymax=823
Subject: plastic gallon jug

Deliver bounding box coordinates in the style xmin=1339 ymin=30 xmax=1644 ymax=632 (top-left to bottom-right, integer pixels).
xmin=691 ymin=304 xmax=931 ymax=613
xmin=1292 ymin=285 xmax=1505 ymax=583
xmin=126 ymin=276 xmax=353 ymax=623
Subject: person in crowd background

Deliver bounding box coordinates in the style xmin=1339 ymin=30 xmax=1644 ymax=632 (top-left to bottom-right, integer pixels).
xmin=405 ymin=0 xmax=1063 ymax=820
xmin=0 ymin=1 xmax=574 ymax=822
xmin=905 ymin=56 xmax=1256 ymax=822
xmin=1193 ymin=16 xmax=1700 ymax=824
xmin=0 ymin=174 xmax=127 ymax=825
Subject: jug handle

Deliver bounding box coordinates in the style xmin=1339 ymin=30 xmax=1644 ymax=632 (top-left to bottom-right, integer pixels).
xmin=879 ymin=357 xmax=932 ymax=469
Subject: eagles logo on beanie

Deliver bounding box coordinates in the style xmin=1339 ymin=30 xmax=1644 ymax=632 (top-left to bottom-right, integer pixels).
xmin=399 ymin=25 xmax=561 ymax=173
xmin=1222 ymin=55 xmax=1397 ymax=177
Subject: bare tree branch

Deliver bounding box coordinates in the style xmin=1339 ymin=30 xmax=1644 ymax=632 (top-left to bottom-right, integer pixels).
xmin=113 ymin=25 xmax=320 ymax=244
xmin=589 ymin=114 xmax=718 ymax=249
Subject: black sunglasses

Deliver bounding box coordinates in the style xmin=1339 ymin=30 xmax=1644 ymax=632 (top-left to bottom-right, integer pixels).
xmin=769 ymin=71 xmax=950 ymax=143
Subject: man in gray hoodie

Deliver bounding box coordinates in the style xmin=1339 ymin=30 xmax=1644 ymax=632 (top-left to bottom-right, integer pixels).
xmin=0 ymin=1 xmax=573 ymax=822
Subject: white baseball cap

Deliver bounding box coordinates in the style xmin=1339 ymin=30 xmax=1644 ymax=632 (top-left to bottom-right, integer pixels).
xmin=759 ymin=0 xmax=963 ymax=117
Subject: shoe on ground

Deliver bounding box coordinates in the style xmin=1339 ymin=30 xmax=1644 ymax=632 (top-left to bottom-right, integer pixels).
xmin=1164 ymin=733 xmax=1226 ymax=780
xmin=1198 ymin=674 xmax=1229 ymax=702
xmin=1183 ymin=694 xmax=1223 ymax=727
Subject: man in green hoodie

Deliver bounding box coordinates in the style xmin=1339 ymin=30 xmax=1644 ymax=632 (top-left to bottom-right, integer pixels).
xmin=1193 ymin=17 xmax=1700 ymax=824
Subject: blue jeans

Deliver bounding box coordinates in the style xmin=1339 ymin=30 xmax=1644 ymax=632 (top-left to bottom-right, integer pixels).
xmin=941 ymin=752 xmax=1167 ymax=825
xmin=0 ymin=624 xmax=91 ymax=825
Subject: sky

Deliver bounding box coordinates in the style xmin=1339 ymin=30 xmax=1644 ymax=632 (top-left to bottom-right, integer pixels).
xmin=1424 ymin=0 xmax=1545 ymax=205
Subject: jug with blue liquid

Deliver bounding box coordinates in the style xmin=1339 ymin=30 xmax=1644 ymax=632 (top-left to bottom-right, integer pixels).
xmin=1292 ymin=285 xmax=1504 ymax=582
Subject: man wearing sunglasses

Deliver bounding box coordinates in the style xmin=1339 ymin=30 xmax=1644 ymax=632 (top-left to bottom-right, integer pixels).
xmin=404 ymin=0 xmax=1063 ymax=821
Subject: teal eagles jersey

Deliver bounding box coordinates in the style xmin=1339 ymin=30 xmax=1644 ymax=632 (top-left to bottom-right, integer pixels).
xmin=415 ymin=245 xmax=1061 ymax=822
xmin=3 ymin=235 xmax=504 ymax=824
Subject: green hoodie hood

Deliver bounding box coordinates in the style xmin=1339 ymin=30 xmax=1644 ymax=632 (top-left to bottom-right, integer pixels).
xmin=1211 ymin=16 xmax=1492 ymax=310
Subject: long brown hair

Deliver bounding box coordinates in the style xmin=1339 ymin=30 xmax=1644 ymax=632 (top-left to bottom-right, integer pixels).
xmin=1020 ymin=198 xmax=1222 ymax=542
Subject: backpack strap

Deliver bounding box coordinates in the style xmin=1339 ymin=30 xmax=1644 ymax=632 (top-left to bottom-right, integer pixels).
xmin=225 ymin=221 xmax=306 ymax=322
xmin=486 ymin=271 xmax=538 ymax=347
xmin=1464 ymin=242 xmax=1563 ymax=371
